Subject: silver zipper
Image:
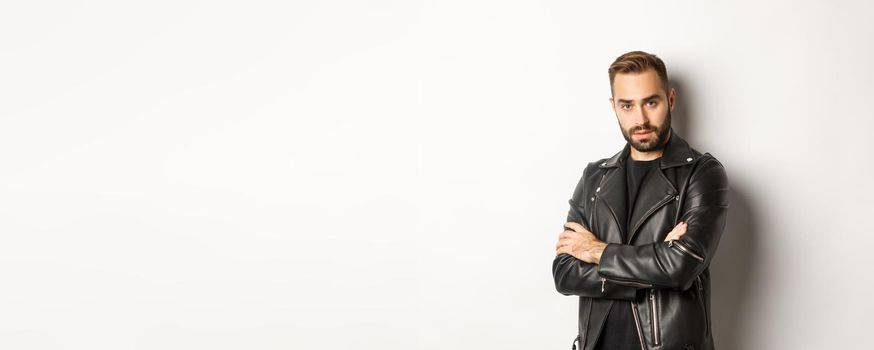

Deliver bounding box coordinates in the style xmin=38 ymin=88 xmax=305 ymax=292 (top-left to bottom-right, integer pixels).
xmin=628 ymin=192 xmax=675 ymax=244
xmin=604 ymin=277 xmax=653 ymax=288
xmin=630 ymin=301 xmax=647 ymax=350
xmin=587 ymin=173 xmax=606 ymax=231
xmin=668 ymin=239 xmax=705 ymax=263
xmin=649 ymin=289 xmax=661 ymax=345
xmin=593 ymin=175 xmax=609 ymax=296
xmin=588 ymin=194 xmax=597 ymax=232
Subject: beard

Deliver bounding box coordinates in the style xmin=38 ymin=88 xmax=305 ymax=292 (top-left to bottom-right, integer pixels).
xmin=620 ymin=107 xmax=672 ymax=152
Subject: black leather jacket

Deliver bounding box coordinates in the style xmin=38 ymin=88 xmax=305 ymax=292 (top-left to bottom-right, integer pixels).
xmin=553 ymin=130 xmax=729 ymax=350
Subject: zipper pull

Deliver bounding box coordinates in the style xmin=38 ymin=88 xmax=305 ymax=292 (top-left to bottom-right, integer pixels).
xmin=601 ymin=277 xmax=606 ymax=293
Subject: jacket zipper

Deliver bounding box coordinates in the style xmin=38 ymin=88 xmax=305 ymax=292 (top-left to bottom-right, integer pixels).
xmin=593 ymin=172 xmax=606 ymax=291
xmin=588 ymin=173 xmax=606 ymax=232
xmin=592 ymin=171 xmax=649 ymax=350
xmin=628 ymin=193 xmax=675 ymax=244
xmin=668 ymin=239 xmax=705 ymax=263
xmin=603 ymin=276 xmax=653 ymax=288
xmin=649 ymin=289 xmax=661 ymax=346
xmin=630 ymin=301 xmax=647 ymax=350
xmin=696 ymin=275 xmax=710 ymax=336
xmin=588 ymin=194 xmax=598 ymax=233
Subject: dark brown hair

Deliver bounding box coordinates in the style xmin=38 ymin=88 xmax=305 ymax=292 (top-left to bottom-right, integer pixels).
xmin=608 ymin=50 xmax=669 ymax=95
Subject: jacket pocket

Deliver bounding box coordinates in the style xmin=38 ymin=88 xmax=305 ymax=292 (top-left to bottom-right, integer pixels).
xmin=630 ymin=301 xmax=647 ymax=350
xmin=649 ymin=289 xmax=661 ymax=346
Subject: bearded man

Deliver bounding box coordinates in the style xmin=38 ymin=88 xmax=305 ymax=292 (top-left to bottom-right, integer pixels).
xmin=553 ymin=50 xmax=729 ymax=350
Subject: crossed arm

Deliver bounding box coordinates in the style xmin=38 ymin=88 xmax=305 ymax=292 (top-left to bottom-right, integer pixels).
xmin=552 ymin=215 xmax=687 ymax=299
xmin=552 ymin=157 xmax=729 ymax=298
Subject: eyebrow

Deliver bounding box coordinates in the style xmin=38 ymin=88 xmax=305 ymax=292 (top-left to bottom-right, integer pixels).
xmin=617 ymin=94 xmax=662 ymax=104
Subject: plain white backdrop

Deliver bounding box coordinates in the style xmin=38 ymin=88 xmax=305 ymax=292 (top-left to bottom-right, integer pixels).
xmin=1 ymin=0 xmax=872 ymax=349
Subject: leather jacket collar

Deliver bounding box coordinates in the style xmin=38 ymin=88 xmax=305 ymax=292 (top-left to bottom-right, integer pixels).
xmin=598 ymin=128 xmax=700 ymax=170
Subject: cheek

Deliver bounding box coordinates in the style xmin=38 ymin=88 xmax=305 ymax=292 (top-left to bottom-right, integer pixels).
xmin=650 ymin=107 xmax=669 ymax=124
xmin=617 ymin=114 xmax=634 ymax=127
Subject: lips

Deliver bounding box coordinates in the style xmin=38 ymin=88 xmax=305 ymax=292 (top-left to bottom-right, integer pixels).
xmin=633 ymin=130 xmax=653 ymax=136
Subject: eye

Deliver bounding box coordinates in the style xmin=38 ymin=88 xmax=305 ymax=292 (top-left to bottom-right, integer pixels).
xmin=621 ymin=104 xmax=632 ymax=110
xmin=646 ymin=100 xmax=658 ymax=107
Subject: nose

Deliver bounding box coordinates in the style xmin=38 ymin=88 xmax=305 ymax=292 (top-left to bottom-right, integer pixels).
xmin=632 ymin=105 xmax=649 ymax=125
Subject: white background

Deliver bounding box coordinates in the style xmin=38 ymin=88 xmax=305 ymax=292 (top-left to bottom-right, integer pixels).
xmin=1 ymin=1 xmax=872 ymax=349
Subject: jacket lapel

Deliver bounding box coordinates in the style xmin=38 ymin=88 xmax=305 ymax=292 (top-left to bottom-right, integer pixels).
xmin=593 ymin=142 xmax=628 ymax=243
xmin=596 ymin=128 xmax=697 ymax=244
xmin=594 ymin=165 xmax=627 ymax=243
xmin=626 ymin=167 xmax=676 ymax=243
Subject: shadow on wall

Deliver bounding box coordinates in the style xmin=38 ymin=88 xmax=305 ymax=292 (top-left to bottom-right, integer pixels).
xmin=670 ymin=76 xmax=759 ymax=349
xmin=711 ymin=187 xmax=758 ymax=349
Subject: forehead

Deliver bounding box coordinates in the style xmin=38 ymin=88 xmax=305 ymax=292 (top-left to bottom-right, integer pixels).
xmin=612 ymin=69 xmax=665 ymax=101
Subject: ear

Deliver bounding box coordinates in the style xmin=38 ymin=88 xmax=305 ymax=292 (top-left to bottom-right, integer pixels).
xmin=668 ymin=88 xmax=676 ymax=111
xmin=608 ymin=97 xmax=615 ymax=110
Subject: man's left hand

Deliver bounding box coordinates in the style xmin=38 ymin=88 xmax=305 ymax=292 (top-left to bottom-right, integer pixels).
xmin=555 ymin=222 xmax=608 ymax=264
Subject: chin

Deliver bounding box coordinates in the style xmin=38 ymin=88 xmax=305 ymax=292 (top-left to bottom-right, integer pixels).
xmin=631 ymin=139 xmax=662 ymax=152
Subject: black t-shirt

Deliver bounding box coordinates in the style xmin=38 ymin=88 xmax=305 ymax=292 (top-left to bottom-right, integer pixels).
xmin=625 ymin=157 xmax=660 ymax=238
xmin=593 ymin=156 xmax=659 ymax=350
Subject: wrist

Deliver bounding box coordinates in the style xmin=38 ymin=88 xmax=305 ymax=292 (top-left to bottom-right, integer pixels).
xmin=591 ymin=242 xmax=608 ymax=264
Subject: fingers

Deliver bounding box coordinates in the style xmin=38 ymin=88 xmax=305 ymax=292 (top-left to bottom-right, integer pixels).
xmin=664 ymin=221 xmax=688 ymax=241
xmin=556 ymin=245 xmax=572 ymax=256
xmin=664 ymin=222 xmax=686 ymax=241
xmin=565 ymin=222 xmax=599 ymax=243
xmin=556 ymin=237 xmax=574 ymax=250
xmin=559 ymin=229 xmax=581 ymax=240
xmin=564 ymin=221 xmax=585 ymax=233
xmin=675 ymin=222 xmax=688 ymax=237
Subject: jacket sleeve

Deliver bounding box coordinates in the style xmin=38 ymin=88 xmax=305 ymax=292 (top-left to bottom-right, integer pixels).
xmin=552 ymin=163 xmax=638 ymax=300
xmin=597 ymin=156 xmax=729 ymax=290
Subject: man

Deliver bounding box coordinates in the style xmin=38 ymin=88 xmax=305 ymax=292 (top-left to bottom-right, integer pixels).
xmin=553 ymin=51 xmax=729 ymax=350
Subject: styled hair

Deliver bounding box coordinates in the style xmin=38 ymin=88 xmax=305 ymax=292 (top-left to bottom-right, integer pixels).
xmin=608 ymin=50 xmax=669 ymax=95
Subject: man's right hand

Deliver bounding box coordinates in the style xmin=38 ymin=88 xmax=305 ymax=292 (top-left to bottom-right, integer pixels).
xmin=664 ymin=222 xmax=688 ymax=241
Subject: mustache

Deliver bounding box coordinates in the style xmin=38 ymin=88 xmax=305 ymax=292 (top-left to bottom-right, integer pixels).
xmin=630 ymin=126 xmax=658 ymax=134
